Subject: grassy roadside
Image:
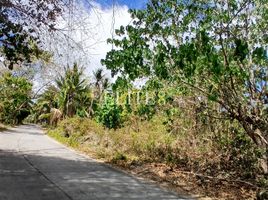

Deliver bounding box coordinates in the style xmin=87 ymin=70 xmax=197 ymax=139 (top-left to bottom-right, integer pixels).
xmin=47 ymin=117 xmax=257 ymax=200
xmin=0 ymin=123 xmax=7 ymax=132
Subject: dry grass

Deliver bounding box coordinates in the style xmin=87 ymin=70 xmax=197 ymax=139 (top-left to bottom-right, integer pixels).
xmin=0 ymin=123 xmax=7 ymax=132
xmin=47 ymin=116 xmax=258 ymax=199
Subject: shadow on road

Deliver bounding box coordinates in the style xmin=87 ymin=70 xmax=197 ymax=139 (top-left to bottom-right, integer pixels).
xmin=1 ymin=124 xmax=44 ymax=135
xmin=0 ymin=148 xmax=193 ymax=200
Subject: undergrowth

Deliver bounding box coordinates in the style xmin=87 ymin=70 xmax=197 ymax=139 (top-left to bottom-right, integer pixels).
xmin=47 ymin=116 xmax=263 ymax=185
xmin=0 ymin=123 xmax=7 ymax=131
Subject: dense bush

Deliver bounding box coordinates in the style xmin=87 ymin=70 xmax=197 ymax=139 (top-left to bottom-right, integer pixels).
xmin=217 ymin=127 xmax=261 ymax=178
xmin=96 ymin=96 xmax=123 ymax=129
xmin=0 ymin=73 xmax=32 ymax=124
xmin=136 ymin=104 xmax=156 ymax=121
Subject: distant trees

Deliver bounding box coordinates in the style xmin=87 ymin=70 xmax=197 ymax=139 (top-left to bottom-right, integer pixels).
xmin=0 ymin=73 xmax=32 ymax=124
xmin=92 ymin=68 xmax=109 ymax=99
xmin=31 ymin=63 xmax=120 ymax=128
xmin=56 ymin=63 xmax=90 ymax=117
xmin=33 ymin=85 xmax=58 ymax=124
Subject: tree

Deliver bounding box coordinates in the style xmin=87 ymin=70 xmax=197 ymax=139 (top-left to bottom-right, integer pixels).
xmin=0 ymin=72 xmax=32 ymax=124
xmin=87 ymin=68 xmax=110 ymax=117
xmin=92 ymin=68 xmax=109 ymax=99
xmin=102 ymin=0 xmax=268 ymax=173
xmin=32 ymin=85 xmax=59 ymax=124
xmin=0 ymin=0 xmax=62 ymax=68
xmin=96 ymin=95 xmax=123 ymax=129
xmin=56 ymin=63 xmax=90 ymax=117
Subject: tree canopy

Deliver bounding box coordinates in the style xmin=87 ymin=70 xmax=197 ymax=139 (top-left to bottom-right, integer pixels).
xmin=102 ymin=0 xmax=268 ymax=172
xmin=0 ymin=0 xmax=62 ymax=69
xmin=0 ymin=72 xmax=32 ymax=124
xmin=55 ymin=63 xmax=90 ymax=117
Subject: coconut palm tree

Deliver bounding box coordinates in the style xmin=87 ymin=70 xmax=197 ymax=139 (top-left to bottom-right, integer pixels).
xmin=32 ymin=85 xmax=58 ymax=124
xmin=87 ymin=68 xmax=110 ymax=117
xmin=56 ymin=63 xmax=90 ymax=117
xmin=92 ymin=68 xmax=110 ymax=99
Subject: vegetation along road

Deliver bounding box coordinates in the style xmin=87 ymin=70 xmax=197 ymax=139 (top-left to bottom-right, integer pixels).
xmin=0 ymin=125 xmax=191 ymax=200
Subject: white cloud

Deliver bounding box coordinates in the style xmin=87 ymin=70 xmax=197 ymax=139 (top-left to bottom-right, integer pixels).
xmin=40 ymin=1 xmax=132 ymax=80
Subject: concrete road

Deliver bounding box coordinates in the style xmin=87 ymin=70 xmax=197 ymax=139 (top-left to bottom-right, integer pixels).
xmin=0 ymin=125 xmax=191 ymax=200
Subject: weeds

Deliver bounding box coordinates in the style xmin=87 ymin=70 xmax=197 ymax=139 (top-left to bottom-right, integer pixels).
xmin=0 ymin=123 xmax=7 ymax=132
xmin=48 ymin=114 xmax=262 ymax=199
xmin=45 ymin=113 xmax=264 ymax=199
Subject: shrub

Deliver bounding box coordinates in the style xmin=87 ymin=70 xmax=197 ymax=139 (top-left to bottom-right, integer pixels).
xmin=217 ymin=126 xmax=261 ymax=178
xmin=96 ymin=96 xmax=123 ymax=129
xmin=136 ymin=104 xmax=156 ymax=121
xmin=112 ymin=152 xmax=127 ymax=162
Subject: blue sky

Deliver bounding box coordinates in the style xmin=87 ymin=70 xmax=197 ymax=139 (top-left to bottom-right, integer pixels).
xmin=95 ymin=0 xmax=148 ymax=9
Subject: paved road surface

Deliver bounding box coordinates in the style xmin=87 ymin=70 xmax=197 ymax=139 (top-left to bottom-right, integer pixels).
xmin=0 ymin=125 xmax=192 ymax=200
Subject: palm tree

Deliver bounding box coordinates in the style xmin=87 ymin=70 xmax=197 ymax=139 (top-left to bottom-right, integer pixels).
xmin=93 ymin=68 xmax=104 ymax=97
xmin=56 ymin=63 xmax=90 ymax=117
xmin=92 ymin=68 xmax=110 ymax=99
xmin=33 ymin=85 xmax=58 ymax=123
xmin=87 ymin=68 xmax=110 ymax=118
